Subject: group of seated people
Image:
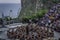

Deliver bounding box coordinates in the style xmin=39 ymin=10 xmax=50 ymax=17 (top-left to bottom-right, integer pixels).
xmin=38 ymin=4 xmax=60 ymax=30
xmin=7 ymin=4 xmax=60 ymax=40
xmin=7 ymin=23 xmax=54 ymax=40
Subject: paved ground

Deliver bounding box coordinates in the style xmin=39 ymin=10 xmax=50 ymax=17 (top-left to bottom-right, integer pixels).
xmin=54 ymin=31 xmax=60 ymax=40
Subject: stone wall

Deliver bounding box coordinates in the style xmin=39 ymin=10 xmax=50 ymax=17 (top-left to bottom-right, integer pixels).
xmin=19 ymin=0 xmax=42 ymax=18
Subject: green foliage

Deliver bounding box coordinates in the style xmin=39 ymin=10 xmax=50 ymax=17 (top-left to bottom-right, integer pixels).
xmin=21 ymin=16 xmax=29 ymax=23
xmin=19 ymin=0 xmax=60 ymax=23
xmin=41 ymin=0 xmax=60 ymax=9
xmin=41 ymin=0 xmax=48 ymax=4
xmin=36 ymin=9 xmax=47 ymax=18
xmin=0 ymin=18 xmax=2 ymax=20
xmin=21 ymin=9 xmax=48 ymax=22
xmin=0 ymin=18 xmax=2 ymax=22
xmin=4 ymin=16 xmax=12 ymax=21
xmin=52 ymin=0 xmax=60 ymax=3
xmin=41 ymin=0 xmax=60 ymax=4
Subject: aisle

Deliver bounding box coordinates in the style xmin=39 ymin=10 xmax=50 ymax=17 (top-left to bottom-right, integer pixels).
xmin=54 ymin=31 xmax=60 ymax=40
xmin=0 ymin=28 xmax=8 ymax=40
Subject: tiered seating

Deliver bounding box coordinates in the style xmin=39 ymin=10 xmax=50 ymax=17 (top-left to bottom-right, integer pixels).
xmin=7 ymin=3 xmax=60 ymax=40
xmin=7 ymin=23 xmax=54 ymax=40
xmin=38 ymin=3 xmax=60 ymax=30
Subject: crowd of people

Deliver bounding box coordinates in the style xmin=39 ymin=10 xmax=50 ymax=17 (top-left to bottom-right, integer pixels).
xmin=7 ymin=23 xmax=54 ymax=40
xmin=38 ymin=3 xmax=60 ymax=31
xmin=7 ymin=3 xmax=60 ymax=40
